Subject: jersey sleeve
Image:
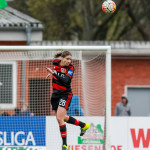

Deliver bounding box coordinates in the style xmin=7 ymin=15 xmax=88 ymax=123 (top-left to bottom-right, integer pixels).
xmin=66 ymin=65 xmax=74 ymax=79
xmin=53 ymin=65 xmax=75 ymax=84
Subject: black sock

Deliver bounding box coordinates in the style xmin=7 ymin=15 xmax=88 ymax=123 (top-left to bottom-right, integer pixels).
xmin=67 ymin=116 xmax=85 ymax=128
xmin=59 ymin=124 xmax=67 ymax=146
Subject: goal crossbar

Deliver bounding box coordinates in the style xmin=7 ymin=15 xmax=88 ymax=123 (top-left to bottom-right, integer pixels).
xmin=0 ymin=45 xmax=111 ymax=51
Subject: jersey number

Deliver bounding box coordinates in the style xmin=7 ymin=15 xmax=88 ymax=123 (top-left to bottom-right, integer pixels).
xmin=59 ymin=99 xmax=66 ymax=106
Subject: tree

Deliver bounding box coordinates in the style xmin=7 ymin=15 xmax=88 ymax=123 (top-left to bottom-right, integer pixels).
xmin=9 ymin=0 xmax=30 ymax=15
xmin=9 ymin=0 xmax=150 ymax=41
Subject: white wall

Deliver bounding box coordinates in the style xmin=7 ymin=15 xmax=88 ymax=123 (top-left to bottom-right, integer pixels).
xmin=0 ymin=30 xmax=43 ymax=41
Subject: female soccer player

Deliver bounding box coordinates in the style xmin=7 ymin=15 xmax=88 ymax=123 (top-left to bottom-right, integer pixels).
xmin=46 ymin=51 xmax=90 ymax=150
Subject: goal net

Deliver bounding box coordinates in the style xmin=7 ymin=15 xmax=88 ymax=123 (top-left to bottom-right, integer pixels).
xmin=0 ymin=46 xmax=111 ymax=150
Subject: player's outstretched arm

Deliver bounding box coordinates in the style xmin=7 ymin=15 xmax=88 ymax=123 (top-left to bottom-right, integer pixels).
xmin=46 ymin=66 xmax=74 ymax=84
xmin=53 ymin=72 xmax=71 ymax=84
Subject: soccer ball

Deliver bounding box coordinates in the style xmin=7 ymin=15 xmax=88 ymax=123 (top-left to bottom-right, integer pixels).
xmin=102 ymin=0 xmax=116 ymax=14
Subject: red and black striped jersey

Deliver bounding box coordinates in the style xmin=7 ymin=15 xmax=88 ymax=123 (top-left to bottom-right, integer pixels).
xmin=52 ymin=59 xmax=75 ymax=93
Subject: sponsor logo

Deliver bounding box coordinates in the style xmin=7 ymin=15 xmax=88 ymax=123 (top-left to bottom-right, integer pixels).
xmin=54 ymin=70 xmax=65 ymax=78
xmin=0 ymin=117 xmax=45 ymax=147
xmin=78 ymin=123 xmax=104 ymax=144
xmin=69 ymin=145 xmax=103 ymax=150
xmin=0 ymin=131 xmax=35 ymax=146
xmin=61 ymin=68 xmax=66 ymax=73
xmin=131 ymin=128 xmax=150 ymax=148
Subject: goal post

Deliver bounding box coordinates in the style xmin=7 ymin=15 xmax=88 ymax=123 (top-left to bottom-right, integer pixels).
xmin=105 ymin=47 xmax=111 ymax=150
xmin=0 ymin=46 xmax=111 ymax=150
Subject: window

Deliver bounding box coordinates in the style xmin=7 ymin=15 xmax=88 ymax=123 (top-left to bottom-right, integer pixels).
xmin=0 ymin=62 xmax=17 ymax=109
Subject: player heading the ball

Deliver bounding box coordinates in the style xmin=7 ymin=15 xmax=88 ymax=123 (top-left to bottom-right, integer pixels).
xmin=46 ymin=51 xmax=90 ymax=150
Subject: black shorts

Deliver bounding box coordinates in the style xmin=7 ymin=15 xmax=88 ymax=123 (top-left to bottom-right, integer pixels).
xmin=51 ymin=92 xmax=73 ymax=110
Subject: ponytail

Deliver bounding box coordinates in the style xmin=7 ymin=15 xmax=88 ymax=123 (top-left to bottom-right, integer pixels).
xmin=54 ymin=51 xmax=72 ymax=58
xmin=54 ymin=52 xmax=62 ymax=58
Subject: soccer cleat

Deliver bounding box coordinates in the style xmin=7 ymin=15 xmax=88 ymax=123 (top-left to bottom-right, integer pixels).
xmin=80 ymin=123 xmax=90 ymax=136
xmin=62 ymin=145 xmax=69 ymax=150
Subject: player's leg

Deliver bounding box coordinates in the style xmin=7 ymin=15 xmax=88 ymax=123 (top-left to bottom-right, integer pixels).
xmin=63 ymin=92 xmax=90 ymax=136
xmin=64 ymin=115 xmax=90 ymax=136
xmin=57 ymin=106 xmax=68 ymax=150
xmin=64 ymin=115 xmax=85 ymax=128
xmin=56 ymin=93 xmax=73 ymax=150
xmin=51 ymin=94 xmax=68 ymax=149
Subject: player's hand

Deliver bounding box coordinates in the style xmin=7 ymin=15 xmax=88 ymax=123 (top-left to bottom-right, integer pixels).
xmin=46 ymin=67 xmax=54 ymax=74
xmin=46 ymin=73 xmax=52 ymax=79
